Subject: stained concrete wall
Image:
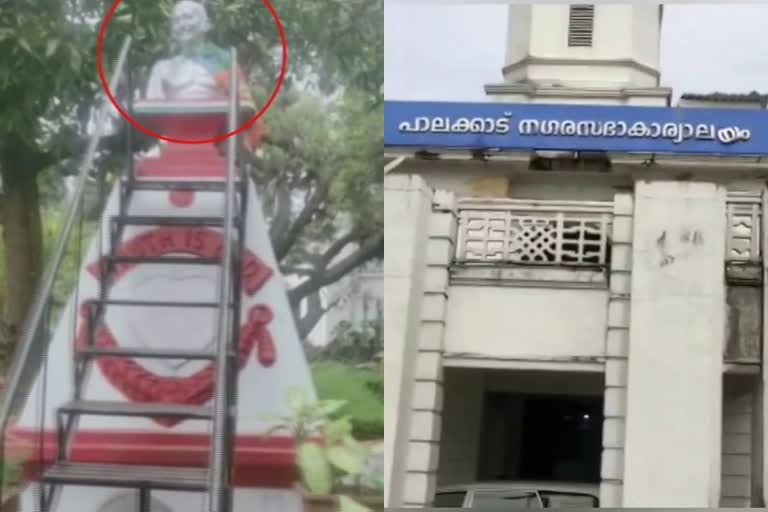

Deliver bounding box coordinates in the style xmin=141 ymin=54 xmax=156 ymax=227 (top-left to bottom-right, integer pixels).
xmin=726 ymin=286 xmax=762 ymax=362
xmin=444 ymin=286 xmax=608 ymax=361
xmin=383 ymin=174 xmax=434 ymax=507
xmin=622 ymin=181 xmax=726 ymax=507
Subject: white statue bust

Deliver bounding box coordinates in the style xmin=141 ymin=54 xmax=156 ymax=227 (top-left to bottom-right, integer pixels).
xmin=145 ymin=0 xmax=225 ymax=100
xmin=91 ymin=0 xmax=267 ymax=150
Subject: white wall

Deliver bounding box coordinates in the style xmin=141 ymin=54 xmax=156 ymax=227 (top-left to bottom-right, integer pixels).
xmin=402 ymin=168 xmax=627 ymax=203
xmin=506 ymin=177 xmax=621 ymax=202
xmin=486 ymin=91 xmax=668 ymax=106
xmin=383 ymin=174 xmax=434 ymax=507
xmin=622 ymin=181 xmax=726 ymax=507
xmin=630 ymin=5 xmax=662 ymax=73
xmin=444 ymin=286 xmax=608 ymax=361
xmin=523 ymin=65 xmax=650 ymax=88
xmin=502 ymin=4 xmax=660 ymax=88
xmin=527 ymin=5 xmax=637 ymax=60
xmin=505 ymin=4 xmax=532 ymax=68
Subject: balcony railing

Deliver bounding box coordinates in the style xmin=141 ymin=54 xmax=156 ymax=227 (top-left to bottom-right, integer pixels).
xmin=455 ymin=199 xmax=613 ymax=267
xmin=726 ymin=191 xmax=762 ymax=263
xmin=724 ymin=192 xmax=762 ymax=363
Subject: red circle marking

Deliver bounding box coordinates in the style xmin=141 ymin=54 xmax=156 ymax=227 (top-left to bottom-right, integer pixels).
xmin=77 ymin=227 xmax=278 ymax=427
xmin=96 ymin=0 xmax=288 ymax=144
xmin=169 ymin=189 xmax=194 ymax=208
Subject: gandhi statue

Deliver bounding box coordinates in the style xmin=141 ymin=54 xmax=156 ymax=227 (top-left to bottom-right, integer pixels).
xmin=144 ymin=0 xmax=265 ymax=149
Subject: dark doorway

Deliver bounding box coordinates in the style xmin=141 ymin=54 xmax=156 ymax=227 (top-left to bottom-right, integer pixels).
xmin=519 ymin=395 xmax=602 ymax=482
xmin=477 ymin=392 xmax=603 ymax=483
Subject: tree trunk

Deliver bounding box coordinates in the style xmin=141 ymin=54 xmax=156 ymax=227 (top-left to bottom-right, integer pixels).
xmin=0 ymin=167 xmax=43 ymax=370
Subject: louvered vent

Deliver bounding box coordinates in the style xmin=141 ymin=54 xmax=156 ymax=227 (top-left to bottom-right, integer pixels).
xmin=568 ymin=5 xmax=595 ymax=47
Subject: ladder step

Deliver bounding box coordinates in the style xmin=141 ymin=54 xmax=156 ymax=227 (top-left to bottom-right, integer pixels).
xmin=106 ymin=255 xmax=221 ymax=265
xmin=92 ymin=298 xmax=227 ymax=308
xmin=76 ymin=346 xmax=215 ymax=360
xmin=59 ymin=400 xmax=212 ymax=419
xmin=114 ymin=215 xmax=231 ymax=227
xmin=41 ymin=462 xmax=207 ymax=491
xmin=125 ymin=179 xmax=242 ymax=192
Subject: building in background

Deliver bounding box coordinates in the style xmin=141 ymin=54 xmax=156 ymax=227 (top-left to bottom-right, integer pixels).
xmin=295 ymin=256 xmax=383 ymax=349
xmin=319 ymin=261 xmax=383 ymax=343
xmin=385 ymin=4 xmax=768 ymax=509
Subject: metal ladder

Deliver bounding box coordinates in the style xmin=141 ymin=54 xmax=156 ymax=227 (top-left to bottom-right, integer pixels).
xmin=31 ymin=41 xmax=246 ymax=512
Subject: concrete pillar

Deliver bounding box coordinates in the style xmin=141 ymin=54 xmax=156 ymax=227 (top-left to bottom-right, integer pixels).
xmin=384 ymin=173 xmax=434 ymax=508
xmin=622 ymin=181 xmax=726 ymax=507
xmin=402 ymin=190 xmax=457 ymax=507
xmin=599 ymin=191 xmax=633 ymax=507
xmin=438 ymin=369 xmax=485 ymax=485
xmin=721 ymin=376 xmax=755 ymax=507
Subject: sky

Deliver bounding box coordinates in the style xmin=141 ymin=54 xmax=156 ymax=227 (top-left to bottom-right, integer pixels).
xmin=384 ymin=3 xmax=768 ymax=102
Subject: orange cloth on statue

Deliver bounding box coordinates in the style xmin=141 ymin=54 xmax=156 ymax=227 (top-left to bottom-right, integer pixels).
xmin=212 ymin=67 xmax=268 ymax=151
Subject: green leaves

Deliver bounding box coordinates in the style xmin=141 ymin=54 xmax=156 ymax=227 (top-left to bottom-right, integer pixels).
xmin=323 ymin=418 xmax=369 ymax=477
xmin=271 ymin=385 xmax=375 ymax=510
xmin=17 ymin=37 xmax=33 ymax=56
xmin=0 ymin=0 xmax=95 ymax=144
xmin=318 ymin=400 xmax=347 ymax=418
xmin=68 ymin=45 xmax=82 ymax=74
xmin=45 ymin=38 xmax=59 ymax=58
xmin=296 ymin=439 xmax=373 ymax=512
xmin=323 ymin=417 xmax=352 ymax=443
xmin=327 ymin=444 xmax=364 ymax=475
xmin=114 ymin=13 xmax=133 ymax=25
xmin=297 ymin=442 xmax=333 ymax=495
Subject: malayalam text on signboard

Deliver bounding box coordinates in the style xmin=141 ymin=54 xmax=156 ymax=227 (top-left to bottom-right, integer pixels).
xmin=385 ymin=101 xmax=768 ymax=156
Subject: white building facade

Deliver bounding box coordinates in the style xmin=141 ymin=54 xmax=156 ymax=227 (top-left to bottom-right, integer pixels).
xmin=385 ymin=4 xmax=768 ymax=509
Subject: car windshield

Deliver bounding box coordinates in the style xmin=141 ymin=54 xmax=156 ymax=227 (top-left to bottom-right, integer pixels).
xmin=539 ymin=491 xmax=599 ymax=508
xmin=471 ymin=490 xmax=542 ymax=509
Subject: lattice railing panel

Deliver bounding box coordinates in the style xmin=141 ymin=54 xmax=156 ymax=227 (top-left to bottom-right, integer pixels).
xmin=726 ymin=193 xmax=762 ymax=262
xmin=456 ymin=199 xmax=613 ymax=266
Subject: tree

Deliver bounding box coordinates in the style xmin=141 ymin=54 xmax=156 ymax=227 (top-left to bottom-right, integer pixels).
xmin=0 ymin=0 xmax=98 ymax=365
xmin=311 ymin=317 xmax=383 ymax=365
xmin=0 ymin=0 xmax=383 ymax=363
xmin=255 ymin=90 xmax=383 ymax=338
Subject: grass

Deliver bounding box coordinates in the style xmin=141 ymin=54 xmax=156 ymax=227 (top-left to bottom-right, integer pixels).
xmin=311 ymin=360 xmax=383 ymax=441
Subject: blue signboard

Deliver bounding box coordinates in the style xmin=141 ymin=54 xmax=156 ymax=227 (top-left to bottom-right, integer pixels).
xmin=384 ymin=100 xmax=768 ymax=156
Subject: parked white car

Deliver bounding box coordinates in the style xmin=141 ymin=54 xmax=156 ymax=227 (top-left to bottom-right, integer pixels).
xmin=434 ymin=481 xmax=599 ymax=508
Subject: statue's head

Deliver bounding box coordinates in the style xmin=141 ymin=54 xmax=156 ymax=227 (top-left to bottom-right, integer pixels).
xmin=171 ymin=0 xmax=210 ymax=47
